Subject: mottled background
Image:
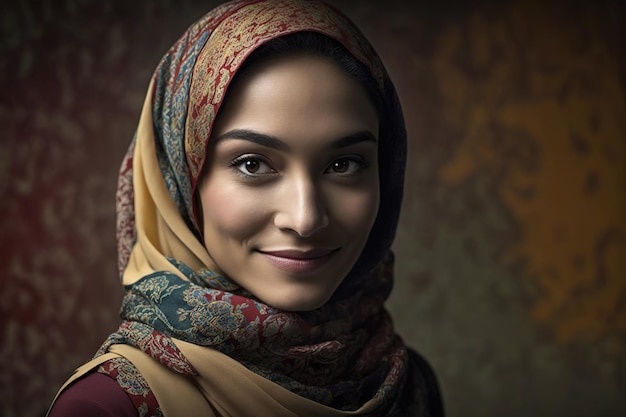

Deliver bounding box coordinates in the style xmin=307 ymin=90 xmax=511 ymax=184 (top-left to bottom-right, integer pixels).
xmin=1 ymin=1 xmax=624 ymax=416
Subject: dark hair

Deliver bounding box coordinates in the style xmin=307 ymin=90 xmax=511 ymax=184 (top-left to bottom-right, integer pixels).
xmin=232 ymin=31 xmax=383 ymax=118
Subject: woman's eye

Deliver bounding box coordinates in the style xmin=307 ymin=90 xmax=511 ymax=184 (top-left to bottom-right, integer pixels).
xmin=326 ymin=157 xmax=367 ymax=175
xmin=232 ymin=156 xmax=274 ymax=176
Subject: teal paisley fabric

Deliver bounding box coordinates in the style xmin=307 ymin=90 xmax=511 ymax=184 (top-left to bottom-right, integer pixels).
xmin=99 ymin=254 xmax=410 ymax=410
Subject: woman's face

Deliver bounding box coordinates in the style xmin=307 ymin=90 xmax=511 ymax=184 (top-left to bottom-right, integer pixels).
xmin=198 ymin=53 xmax=379 ymax=311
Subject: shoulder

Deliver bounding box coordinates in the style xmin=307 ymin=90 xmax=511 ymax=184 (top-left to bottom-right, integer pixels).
xmin=48 ymin=371 xmax=137 ymax=417
xmin=406 ymin=348 xmax=445 ymax=417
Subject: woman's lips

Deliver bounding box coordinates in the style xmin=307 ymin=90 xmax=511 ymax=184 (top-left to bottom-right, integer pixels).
xmin=258 ymin=248 xmax=338 ymax=273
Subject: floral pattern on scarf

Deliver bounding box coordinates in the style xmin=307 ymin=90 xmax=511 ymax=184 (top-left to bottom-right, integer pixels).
xmin=98 ymin=357 xmax=162 ymax=417
xmin=98 ymin=254 xmax=412 ymax=411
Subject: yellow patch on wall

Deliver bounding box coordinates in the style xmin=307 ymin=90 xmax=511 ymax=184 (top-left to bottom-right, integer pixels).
xmin=434 ymin=1 xmax=626 ymax=351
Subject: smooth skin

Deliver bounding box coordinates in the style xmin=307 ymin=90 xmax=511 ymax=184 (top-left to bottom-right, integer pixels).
xmin=198 ymin=54 xmax=380 ymax=311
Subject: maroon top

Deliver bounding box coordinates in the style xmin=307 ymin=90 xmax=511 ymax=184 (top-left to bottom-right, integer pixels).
xmin=48 ymin=372 xmax=136 ymax=417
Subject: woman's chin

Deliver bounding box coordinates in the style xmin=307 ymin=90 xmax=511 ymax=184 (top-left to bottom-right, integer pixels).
xmin=258 ymin=288 xmax=334 ymax=312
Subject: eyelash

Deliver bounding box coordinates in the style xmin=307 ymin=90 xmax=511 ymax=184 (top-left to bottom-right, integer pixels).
xmin=325 ymin=156 xmax=370 ymax=175
xmin=229 ymin=155 xmax=275 ymax=179
xmin=228 ymin=155 xmax=370 ymax=180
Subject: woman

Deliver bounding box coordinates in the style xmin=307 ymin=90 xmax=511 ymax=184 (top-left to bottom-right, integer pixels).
xmin=48 ymin=0 xmax=443 ymax=415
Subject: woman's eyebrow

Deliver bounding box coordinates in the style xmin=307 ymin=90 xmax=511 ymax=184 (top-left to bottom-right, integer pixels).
xmin=330 ymin=131 xmax=377 ymax=149
xmin=214 ymin=129 xmax=377 ymax=150
xmin=214 ymin=129 xmax=289 ymax=150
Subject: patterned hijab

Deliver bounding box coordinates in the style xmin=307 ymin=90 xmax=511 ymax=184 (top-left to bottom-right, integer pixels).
xmin=80 ymin=0 xmax=429 ymax=415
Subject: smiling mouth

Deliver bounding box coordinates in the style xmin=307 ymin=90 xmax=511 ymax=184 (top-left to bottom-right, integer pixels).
xmin=258 ymin=248 xmax=339 ymax=273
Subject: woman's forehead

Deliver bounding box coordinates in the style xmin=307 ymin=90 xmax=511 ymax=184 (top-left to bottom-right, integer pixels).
xmin=208 ymin=54 xmax=379 ymax=150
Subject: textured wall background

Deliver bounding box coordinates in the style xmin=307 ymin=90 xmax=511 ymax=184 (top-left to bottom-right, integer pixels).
xmin=1 ymin=1 xmax=624 ymax=416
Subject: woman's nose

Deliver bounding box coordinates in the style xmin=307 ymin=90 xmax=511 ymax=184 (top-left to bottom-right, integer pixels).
xmin=273 ymin=176 xmax=329 ymax=237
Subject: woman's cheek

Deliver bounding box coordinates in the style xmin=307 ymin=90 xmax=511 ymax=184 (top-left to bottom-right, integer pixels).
xmin=330 ymin=186 xmax=379 ymax=235
xmin=202 ymin=180 xmax=270 ymax=238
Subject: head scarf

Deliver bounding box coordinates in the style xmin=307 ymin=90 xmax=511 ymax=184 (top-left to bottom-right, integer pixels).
xmin=95 ymin=0 xmax=427 ymax=415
